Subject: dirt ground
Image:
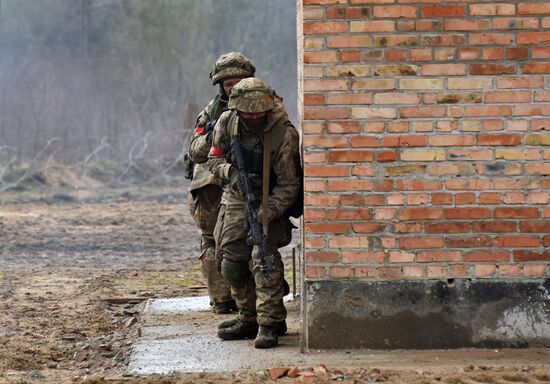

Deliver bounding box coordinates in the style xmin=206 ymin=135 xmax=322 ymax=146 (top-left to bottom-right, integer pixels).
xmin=1 ymin=187 xmax=550 ymax=383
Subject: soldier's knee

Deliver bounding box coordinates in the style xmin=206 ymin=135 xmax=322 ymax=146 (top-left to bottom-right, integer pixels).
xmin=221 ymin=258 xmax=250 ymax=289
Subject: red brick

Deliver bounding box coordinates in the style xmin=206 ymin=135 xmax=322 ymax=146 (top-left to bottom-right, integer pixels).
xmin=475 ymin=265 xmax=497 ymax=277
xmin=416 ymin=20 xmax=444 ymax=32
xmin=470 ymin=3 xmax=516 ymax=16
xmin=432 ymin=193 xmax=453 ymax=205
xmin=327 ymin=121 xmax=360 ymax=134
xmin=386 ymin=50 xmax=408 ymax=62
xmin=422 ymin=34 xmax=466 ymax=46
xmin=304 ymin=94 xmax=325 ymax=106
xmin=303 ymin=136 xmax=348 ymax=148
xmin=305 ymin=266 xmax=325 ymax=279
xmin=425 ymin=222 xmax=471 ymax=233
xmin=304 ymin=165 xmax=349 ymax=177
xmin=304 ymin=21 xmax=348 ymax=34
xmin=495 ymin=236 xmax=540 ymax=247
xmin=342 ymin=251 xmax=385 ymax=263
xmin=330 ymin=266 xmax=352 ymax=278
xmin=533 ymin=47 xmax=550 ymax=59
xmin=306 ymin=223 xmax=350 ymax=235
xmin=304 ymin=208 xmax=327 ymax=221
xmin=517 ymin=32 xmax=550 ymax=44
xmin=351 ymin=136 xmax=379 ymax=148
xmin=401 ymin=237 xmax=445 ymax=249
xmin=401 ymin=106 xmax=446 ymax=118
xmin=327 ymin=35 xmax=372 ymax=48
xmin=494 ymin=207 xmax=539 ymax=219
xmin=305 ymin=180 xmax=326 ymax=192
xmin=352 ymin=223 xmax=385 ymax=233
xmin=493 ymin=18 xmax=539 ymax=30
xmin=522 ymin=62 xmax=550 ymax=74
xmin=328 ymin=179 xmax=373 ymax=191
xmin=305 ymin=237 xmax=326 ymax=249
xmin=350 ymin=20 xmax=395 ymax=32
xmin=469 ymin=33 xmax=514 ymax=45
xmin=479 ymin=193 xmax=501 ymax=204
xmin=518 ymin=3 xmax=550 ymax=15
xmin=470 ymin=63 xmax=516 ymax=75
xmin=328 ymin=150 xmax=374 ymax=163
xmin=305 ymin=251 xmax=340 ymax=263
xmin=328 ymin=208 xmax=372 ymax=220
xmin=305 ymin=107 xmax=350 ymax=120
xmin=410 ymin=48 xmax=433 ymax=61
xmin=329 ymin=236 xmax=370 ymax=248
xmin=445 ymin=208 xmax=491 ymax=219
xmin=523 ymin=264 xmax=546 ymax=277
xmin=477 ymin=134 xmax=521 ymax=146
xmin=514 ymin=250 xmax=550 ymax=261
xmin=417 ymin=250 xmax=462 ymax=262
xmin=427 ymin=266 xmax=449 ymax=278
xmin=340 ymin=194 xmax=364 ymax=206
xmin=399 ymin=208 xmax=444 ymax=221
xmin=305 ymin=194 xmax=339 ymax=206
xmin=485 ymin=90 xmax=530 ymax=103
xmin=304 ymin=51 xmax=338 ymax=63
xmin=377 ymin=151 xmax=397 ymax=162
xmin=464 ymin=105 xmax=512 ymax=117
xmin=304 ymin=79 xmax=348 ymax=91
xmin=520 ymin=221 xmax=550 ymax=233
xmin=464 ymin=250 xmax=510 ymax=262
xmin=497 ymin=76 xmax=544 ymax=88
xmin=407 ymin=180 xmax=443 ymax=191
xmin=422 ymin=64 xmax=467 ymax=76
xmin=354 ymin=266 xmax=377 ymax=279
xmin=445 ymin=19 xmax=491 ymax=31
xmin=450 ymin=264 xmax=469 ymax=277
xmin=351 ymin=165 xmax=376 ymax=176
xmin=506 ymin=48 xmax=529 ymax=60
xmin=445 ymin=179 xmax=491 ymax=190
xmin=326 ymin=93 xmax=372 ymax=105
xmin=379 ymin=267 xmax=402 ymax=279
xmin=422 ymin=5 xmax=465 ymax=17
xmin=381 ymin=135 xmax=426 ymax=147
xmin=304 ymin=0 xmax=347 ymax=4
xmin=403 ymin=266 xmax=425 ymax=278
xmin=394 ymin=222 xmax=422 ymax=233
xmin=447 ymin=236 xmax=493 ymax=248
xmin=499 ymin=264 xmax=521 ymax=277
xmin=373 ymin=5 xmax=417 ymax=18
xmin=455 ymin=192 xmax=476 ymax=205
xmin=459 ymin=48 xmax=480 ymax=60
xmin=340 ymin=50 xmax=361 ymax=62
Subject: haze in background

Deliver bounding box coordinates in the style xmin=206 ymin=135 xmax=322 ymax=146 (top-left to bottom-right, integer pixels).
xmin=0 ymin=0 xmax=297 ymax=187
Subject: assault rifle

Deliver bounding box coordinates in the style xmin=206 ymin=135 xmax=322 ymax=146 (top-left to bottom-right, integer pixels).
xmin=230 ymin=137 xmax=273 ymax=275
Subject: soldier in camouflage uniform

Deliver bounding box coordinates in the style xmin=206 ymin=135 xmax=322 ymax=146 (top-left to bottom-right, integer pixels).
xmin=207 ymin=78 xmax=301 ymax=348
xmin=186 ymin=52 xmax=255 ymax=314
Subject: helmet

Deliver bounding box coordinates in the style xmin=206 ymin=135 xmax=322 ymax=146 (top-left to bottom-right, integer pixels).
xmin=209 ymin=52 xmax=255 ymax=85
xmin=228 ymin=78 xmax=275 ymax=113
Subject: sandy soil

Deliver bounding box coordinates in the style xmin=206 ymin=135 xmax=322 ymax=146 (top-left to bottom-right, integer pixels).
xmin=1 ymin=191 xmax=549 ymax=383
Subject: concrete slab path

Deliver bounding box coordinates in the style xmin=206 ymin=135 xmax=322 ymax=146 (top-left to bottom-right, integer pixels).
xmin=128 ymin=296 xmax=550 ymax=375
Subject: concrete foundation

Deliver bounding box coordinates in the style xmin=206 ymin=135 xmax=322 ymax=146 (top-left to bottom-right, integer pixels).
xmin=304 ymin=279 xmax=550 ymax=350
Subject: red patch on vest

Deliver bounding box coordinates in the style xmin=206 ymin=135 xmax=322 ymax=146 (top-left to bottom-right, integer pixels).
xmin=194 ymin=126 xmax=206 ymax=135
xmin=209 ymin=146 xmax=225 ymax=157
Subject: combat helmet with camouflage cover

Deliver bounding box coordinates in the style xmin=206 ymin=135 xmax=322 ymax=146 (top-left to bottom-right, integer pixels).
xmin=228 ymin=78 xmax=275 ymax=113
xmin=209 ymin=52 xmax=255 ymax=85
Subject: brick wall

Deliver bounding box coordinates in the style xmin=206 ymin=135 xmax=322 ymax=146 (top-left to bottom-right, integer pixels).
xmin=299 ymin=0 xmax=550 ymax=283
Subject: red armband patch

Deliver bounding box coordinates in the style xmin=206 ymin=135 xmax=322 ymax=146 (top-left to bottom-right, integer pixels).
xmin=209 ymin=146 xmax=225 ymax=157
xmin=194 ymin=126 xmax=206 ymax=135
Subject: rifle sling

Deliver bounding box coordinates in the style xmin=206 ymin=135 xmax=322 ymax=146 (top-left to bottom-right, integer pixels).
xmin=262 ymin=129 xmax=271 ymax=237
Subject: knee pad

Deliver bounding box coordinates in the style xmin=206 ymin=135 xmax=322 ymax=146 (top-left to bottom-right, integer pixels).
xmin=221 ymin=259 xmax=250 ymax=289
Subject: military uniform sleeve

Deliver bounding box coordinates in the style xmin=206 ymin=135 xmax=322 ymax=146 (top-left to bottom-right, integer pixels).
xmin=269 ymin=125 xmax=301 ymax=218
xmin=207 ymin=112 xmax=233 ymax=180
xmin=187 ymin=104 xmax=212 ymax=164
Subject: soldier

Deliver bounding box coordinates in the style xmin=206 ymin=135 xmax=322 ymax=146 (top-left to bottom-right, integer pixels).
xmin=186 ymin=52 xmax=255 ymax=314
xmin=207 ymin=78 xmax=301 ymax=348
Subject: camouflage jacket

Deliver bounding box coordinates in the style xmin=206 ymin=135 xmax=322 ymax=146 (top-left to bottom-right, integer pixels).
xmin=187 ymin=95 xmax=227 ymax=192
xmin=207 ymin=103 xmax=301 ymax=219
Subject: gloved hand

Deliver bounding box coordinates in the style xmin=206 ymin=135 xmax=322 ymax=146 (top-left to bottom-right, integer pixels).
xmin=257 ymin=206 xmax=277 ymax=224
xmin=228 ymin=166 xmax=240 ymax=189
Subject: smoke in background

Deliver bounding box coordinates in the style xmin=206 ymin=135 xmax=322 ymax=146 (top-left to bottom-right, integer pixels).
xmin=0 ymin=0 xmax=297 ymax=188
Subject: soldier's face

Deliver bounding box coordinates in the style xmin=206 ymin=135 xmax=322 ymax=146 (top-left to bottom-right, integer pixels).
xmin=222 ymin=78 xmax=243 ymax=95
xmin=239 ymin=111 xmax=267 ymax=120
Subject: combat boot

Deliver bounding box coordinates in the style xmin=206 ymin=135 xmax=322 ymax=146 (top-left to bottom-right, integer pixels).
xmin=212 ymin=299 xmax=237 ymax=314
xmin=219 ymin=318 xmax=287 ymax=336
xmin=254 ymin=325 xmax=278 ymax=349
xmin=217 ymin=319 xmax=258 ymax=340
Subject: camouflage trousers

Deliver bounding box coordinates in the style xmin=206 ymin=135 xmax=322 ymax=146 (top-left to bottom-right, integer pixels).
xmin=214 ymin=193 xmax=292 ymax=326
xmin=188 ymin=184 xmax=232 ymax=305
